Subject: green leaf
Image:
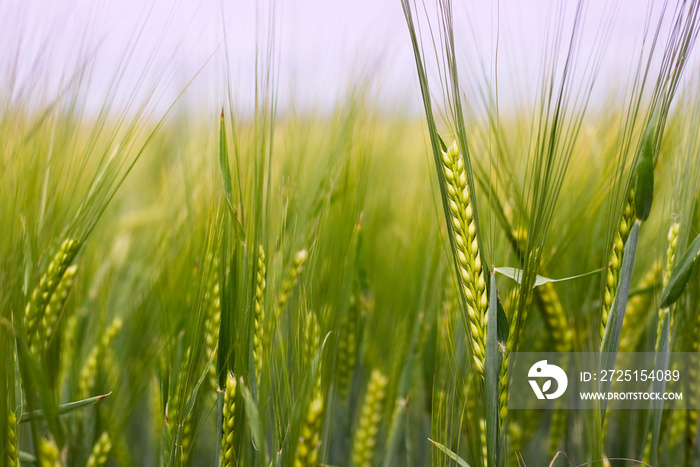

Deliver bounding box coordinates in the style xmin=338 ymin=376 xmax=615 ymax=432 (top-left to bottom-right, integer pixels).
xmin=493 ymin=266 xmax=602 ymax=287
xmin=660 ymin=232 xmax=700 ymax=308
xmin=20 ymin=392 xmax=111 ymax=423
xmin=599 ymin=220 xmax=641 ymax=417
xmin=428 ymin=438 xmax=471 ymax=467
xmin=485 ymin=273 xmax=499 ymax=467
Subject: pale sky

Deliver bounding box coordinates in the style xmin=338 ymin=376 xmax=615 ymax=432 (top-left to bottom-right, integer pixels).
xmin=0 ymin=0 xmax=687 ymax=116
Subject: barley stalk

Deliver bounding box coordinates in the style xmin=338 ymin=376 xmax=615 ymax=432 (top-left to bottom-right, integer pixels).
xmin=6 ymin=412 xmax=18 ymax=467
xmin=601 ymin=189 xmax=635 ymax=342
xmin=441 ymin=140 xmax=488 ymax=375
xmin=86 ymin=432 xmax=112 ymax=467
xmin=221 ymin=372 xmax=237 ymax=467
xmin=352 ymin=369 xmax=388 ymax=467
xmin=253 ymin=244 xmax=266 ymax=389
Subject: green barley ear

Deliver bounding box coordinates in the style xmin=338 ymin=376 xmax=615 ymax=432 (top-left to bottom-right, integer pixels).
xmin=352 ymin=369 xmax=388 ymax=467
xmin=536 ymin=282 xmax=571 ymax=352
xmin=655 ymin=222 xmax=680 ymax=351
xmin=276 ymin=249 xmax=307 ymax=322
xmin=79 ymin=317 xmax=123 ymax=397
xmin=293 ymin=394 xmax=324 ymax=467
xmin=204 ymin=256 xmax=221 ymax=390
xmin=38 ymin=437 xmax=61 ymax=467
xmin=25 ymin=238 xmax=79 ymax=351
xmin=6 ymin=412 xmax=18 ymax=467
xmin=601 ymin=189 xmax=635 ymax=342
xmin=441 ymin=140 xmax=488 ymax=375
xmin=303 ymin=310 xmax=319 ymax=370
xmin=221 ymin=372 xmax=237 ymax=467
xmin=42 ymin=264 xmax=78 ymax=348
xmin=337 ymin=294 xmax=359 ymax=401
xmin=86 ymin=432 xmax=112 ymax=467
xmin=253 ymin=244 xmax=266 ymax=389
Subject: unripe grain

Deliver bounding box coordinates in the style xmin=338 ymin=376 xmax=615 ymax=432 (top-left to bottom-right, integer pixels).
xmin=221 ymin=372 xmax=237 ymax=467
xmin=441 ymin=141 xmax=487 ymax=375
xmin=601 ymin=190 xmax=635 ymax=342
xmin=352 ymin=369 xmax=388 ymax=467
xmin=253 ymin=245 xmax=266 ymax=389
xmin=86 ymin=432 xmax=112 ymax=467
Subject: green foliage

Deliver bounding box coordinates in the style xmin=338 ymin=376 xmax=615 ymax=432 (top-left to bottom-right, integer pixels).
xmin=3 ymin=2 xmax=700 ymax=467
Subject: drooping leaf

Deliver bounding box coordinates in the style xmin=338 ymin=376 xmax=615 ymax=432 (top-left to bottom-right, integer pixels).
xmin=493 ymin=266 xmax=602 ymax=287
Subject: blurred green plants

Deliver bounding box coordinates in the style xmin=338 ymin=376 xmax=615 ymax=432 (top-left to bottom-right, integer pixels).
xmin=3 ymin=1 xmax=700 ymax=466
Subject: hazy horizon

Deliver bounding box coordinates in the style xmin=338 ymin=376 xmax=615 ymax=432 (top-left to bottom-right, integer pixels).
xmin=1 ymin=0 xmax=688 ymax=118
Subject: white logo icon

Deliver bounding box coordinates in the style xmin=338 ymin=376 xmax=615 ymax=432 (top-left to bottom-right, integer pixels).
xmin=528 ymin=360 xmax=568 ymax=400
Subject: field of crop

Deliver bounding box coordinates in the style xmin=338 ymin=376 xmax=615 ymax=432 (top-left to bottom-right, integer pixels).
xmin=3 ymin=1 xmax=700 ymax=466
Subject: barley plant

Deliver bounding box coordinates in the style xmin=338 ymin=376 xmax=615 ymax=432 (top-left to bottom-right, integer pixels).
xmin=3 ymin=1 xmax=700 ymax=466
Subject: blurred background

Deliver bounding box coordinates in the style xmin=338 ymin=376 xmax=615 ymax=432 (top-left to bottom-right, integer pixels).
xmin=0 ymin=0 xmax=686 ymax=117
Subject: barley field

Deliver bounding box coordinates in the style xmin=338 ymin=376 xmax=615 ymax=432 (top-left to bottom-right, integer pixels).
xmin=3 ymin=1 xmax=700 ymax=466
